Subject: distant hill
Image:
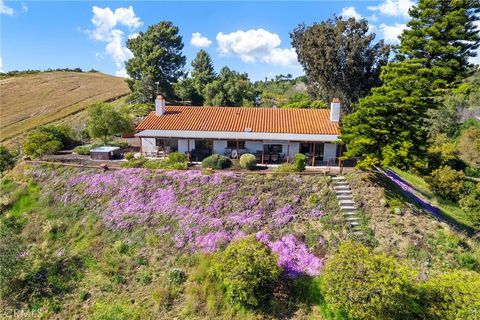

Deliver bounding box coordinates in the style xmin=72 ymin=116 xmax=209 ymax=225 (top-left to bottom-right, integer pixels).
xmin=0 ymin=72 xmax=129 ymax=144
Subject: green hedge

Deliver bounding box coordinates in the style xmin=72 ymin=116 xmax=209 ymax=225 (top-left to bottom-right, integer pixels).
xmin=202 ymin=154 xmax=231 ymax=170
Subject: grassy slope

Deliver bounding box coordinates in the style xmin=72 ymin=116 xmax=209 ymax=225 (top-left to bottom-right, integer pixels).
xmin=389 ymin=167 xmax=472 ymax=228
xmin=1 ymin=166 xmax=479 ymax=319
xmin=0 ymin=72 xmax=129 ymax=144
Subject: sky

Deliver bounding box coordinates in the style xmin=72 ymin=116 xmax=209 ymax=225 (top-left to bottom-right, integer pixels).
xmin=1 ymin=0 xmax=479 ymax=81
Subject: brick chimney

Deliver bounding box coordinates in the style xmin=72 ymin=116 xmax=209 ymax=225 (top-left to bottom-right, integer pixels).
xmin=330 ymin=98 xmax=340 ymax=122
xmin=155 ymin=95 xmax=166 ymax=116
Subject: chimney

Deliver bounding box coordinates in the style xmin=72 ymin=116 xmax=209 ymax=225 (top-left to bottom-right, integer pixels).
xmin=330 ymin=98 xmax=340 ymax=122
xmin=155 ymin=95 xmax=166 ymax=116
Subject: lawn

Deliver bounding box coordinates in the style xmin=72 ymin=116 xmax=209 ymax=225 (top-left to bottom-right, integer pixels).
xmin=389 ymin=167 xmax=473 ymax=229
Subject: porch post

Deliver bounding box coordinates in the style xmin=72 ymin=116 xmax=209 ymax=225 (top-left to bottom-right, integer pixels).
xmin=236 ymin=140 xmax=239 ymax=159
xmin=339 ymin=143 xmax=344 ymax=173
xmin=312 ymin=143 xmax=316 ymax=166
xmin=287 ymin=143 xmax=290 ymax=163
xmin=187 ymin=139 xmax=190 ymax=162
xmin=261 ymin=143 xmax=264 ymax=164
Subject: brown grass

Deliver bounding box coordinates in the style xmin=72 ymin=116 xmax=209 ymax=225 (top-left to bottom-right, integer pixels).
xmin=0 ymin=72 xmax=129 ymax=144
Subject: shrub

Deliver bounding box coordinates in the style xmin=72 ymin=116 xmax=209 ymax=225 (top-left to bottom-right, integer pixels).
xmin=124 ymin=152 xmax=135 ymax=161
xmin=458 ymin=127 xmax=480 ymax=170
xmin=166 ymin=268 xmax=187 ymax=286
xmin=322 ymin=242 xmax=419 ymax=320
xmin=292 ymin=153 xmax=308 ymax=172
xmin=202 ymin=154 xmax=230 ymax=170
xmin=210 ymin=237 xmax=281 ymax=308
xmin=420 ymin=270 xmax=480 ymax=320
xmin=0 ymin=145 xmax=16 ymax=173
xmin=273 ymin=163 xmax=296 ymax=173
xmin=120 ymin=156 xmax=147 ymax=168
xmin=73 ymin=144 xmax=101 ymax=155
xmin=23 ymin=125 xmax=78 ymax=158
xmin=459 ymin=193 xmax=480 ymax=228
xmin=166 ymin=152 xmax=187 ymax=164
xmin=425 ymin=166 xmax=466 ymax=201
xmin=239 ymin=153 xmax=256 ymax=170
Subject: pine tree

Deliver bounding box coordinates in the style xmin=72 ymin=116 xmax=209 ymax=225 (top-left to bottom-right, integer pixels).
xmin=341 ymin=59 xmax=434 ymax=169
xmin=191 ymin=49 xmax=216 ymax=103
xmin=398 ymin=0 xmax=480 ymax=88
xmin=125 ymin=21 xmax=186 ymax=102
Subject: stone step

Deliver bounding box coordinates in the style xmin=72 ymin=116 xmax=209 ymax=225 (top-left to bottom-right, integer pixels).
xmin=335 ymin=190 xmax=352 ymax=195
xmin=332 ymin=176 xmax=346 ymax=180
xmin=334 ymin=185 xmax=350 ymax=190
xmin=343 ymin=211 xmax=357 ymax=216
xmin=349 ymin=221 xmax=360 ymax=226
xmin=337 ymin=195 xmax=353 ymax=200
xmin=335 ymin=181 xmax=349 ymax=186
xmin=339 ymin=199 xmax=355 ymax=205
xmin=353 ymin=231 xmax=364 ymax=236
xmin=345 ymin=217 xmax=361 ymax=222
xmin=340 ymin=206 xmax=357 ymax=211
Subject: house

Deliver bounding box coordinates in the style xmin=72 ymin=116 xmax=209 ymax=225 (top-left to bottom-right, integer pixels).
xmin=135 ymin=96 xmax=343 ymax=166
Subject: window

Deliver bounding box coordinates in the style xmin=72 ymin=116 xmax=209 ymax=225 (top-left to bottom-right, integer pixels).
xmin=227 ymin=140 xmax=245 ymax=149
xmin=155 ymin=138 xmax=178 ymax=152
xmin=300 ymin=143 xmax=311 ymax=154
xmin=195 ymin=140 xmax=213 ymax=151
xmin=263 ymin=144 xmax=282 ymax=154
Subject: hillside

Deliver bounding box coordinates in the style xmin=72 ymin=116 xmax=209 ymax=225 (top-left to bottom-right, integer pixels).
xmin=1 ymin=165 xmax=478 ymax=319
xmin=0 ymin=72 xmax=129 ymax=144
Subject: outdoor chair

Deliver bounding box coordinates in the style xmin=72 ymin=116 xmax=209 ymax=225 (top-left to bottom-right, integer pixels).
xmin=270 ymin=154 xmax=279 ymax=163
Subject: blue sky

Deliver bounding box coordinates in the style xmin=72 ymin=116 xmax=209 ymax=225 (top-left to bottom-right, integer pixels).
xmin=2 ymin=0 xmax=471 ymax=81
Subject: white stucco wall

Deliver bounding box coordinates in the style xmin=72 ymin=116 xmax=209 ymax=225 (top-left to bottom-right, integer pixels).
xmin=213 ymin=140 xmax=228 ymax=154
xmin=324 ymin=143 xmax=337 ymax=163
xmin=178 ymin=139 xmax=195 ymax=154
xmin=141 ymin=137 xmax=156 ymax=154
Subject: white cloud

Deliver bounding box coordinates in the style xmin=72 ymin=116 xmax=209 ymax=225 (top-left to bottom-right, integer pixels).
xmin=380 ymin=23 xmax=407 ymax=43
xmin=368 ymin=0 xmax=414 ymax=19
xmin=190 ymin=32 xmax=212 ymax=48
xmin=88 ymin=6 xmax=142 ymax=77
xmin=21 ymin=2 xmax=28 ymax=13
xmin=0 ymin=0 xmax=14 ymax=15
xmin=216 ymin=28 xmax=300 ymax=68
xmin=340 ymin=7 xmax=362 ymax=20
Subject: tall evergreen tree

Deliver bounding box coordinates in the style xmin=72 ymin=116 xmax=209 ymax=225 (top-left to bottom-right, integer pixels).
xmin=341 ymin=60 xmax=434 ymax=169
xmin=191 ymin=50 xmax=216 ymax=91
xmin=291 ymin=17 xmax=390 ymax=112
xmin=125 ymin=21 xmax=186 ymax=102
xmin=203 ymin=67 xmax=255 ymax=106
xmin=397 ymin=0 xmax=480 ymax=88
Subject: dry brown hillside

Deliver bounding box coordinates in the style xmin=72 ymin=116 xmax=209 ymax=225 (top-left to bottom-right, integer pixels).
xmin=0 ymin=72 xmax=129 ymax=143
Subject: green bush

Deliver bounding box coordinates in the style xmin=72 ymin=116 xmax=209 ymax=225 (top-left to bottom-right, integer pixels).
xmin=166 ymin=152 xmax=187 ymax=164
xmin=124 ymin=152 xmax=135 ymax=161
xmin=322 ymin=242 xmax=419 ymax=320
xmin=239 ymin=153 xmax=256 ymax=170
xmin=202 ymin=154 xmax=230 ymax=170
xmin=73 ymin=144 xmax=102 ymax=155
xmin=273 ymin=163 xmax=296 ymax=173
xmin=166 ymin=268 xmax=187 ymax=286
xmin=293 ymin=153 xmax=308 ymax=172
xmin=0 ymin=145 xmax=16 ymax=173
xmin=459 ymin=193 xmax=480 ymax=228
xmin=211 ymin=237 xmax=281 ymax=308
xmin=23 ymin=125 xmax=78 ymax=158
xmin=120 ymin=156 xmax=147 ymax=168
xmin=420 ymin=270 xmax=480 ymax=320
xmin=425 ymin=166 xmax=466 ymax=201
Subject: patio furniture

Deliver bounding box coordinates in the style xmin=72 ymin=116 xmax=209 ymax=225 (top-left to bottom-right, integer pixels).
xmin=270 ymin=153 xmax=279 ymax=163
xmin=224 ymin=148 xmax=232 ymax=157
xmin=263 ymin=154 xmax=270 ymax=163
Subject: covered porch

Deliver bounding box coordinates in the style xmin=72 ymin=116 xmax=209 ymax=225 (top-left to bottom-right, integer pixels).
xmin=138 ymin=136 xmax=342 ymax=166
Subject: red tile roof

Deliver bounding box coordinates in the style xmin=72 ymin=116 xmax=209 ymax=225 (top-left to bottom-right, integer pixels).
xmin=136 ymin=106 xmax=340 ymax=135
